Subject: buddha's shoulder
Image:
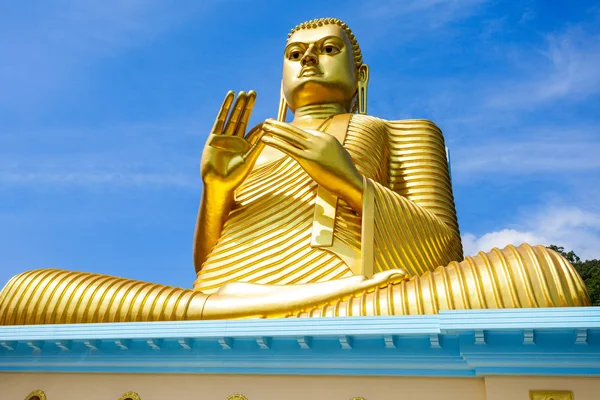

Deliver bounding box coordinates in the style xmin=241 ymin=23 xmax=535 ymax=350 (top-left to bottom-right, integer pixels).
xmin=349 ymin=114 xmax=445 ymax=137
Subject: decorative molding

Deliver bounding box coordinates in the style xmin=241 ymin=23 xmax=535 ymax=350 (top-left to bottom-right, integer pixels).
xmin=54 ymin=340 xmax=71 ymax=351
xmin=256 ymin=336 xmax=271 ymax=350
xmin=24 ymin=389 xmax=46 ymax=400
xmin=0 ymin=340 xmax=15 ymax=351
xmin=226 ymin=394 xmax=248 ymax=400
xmin=218 ymin=337 xmax=233 ymax=350
xmin=1 ymin=308 xmax=599 ymax=377
xmin=145 ymin=338 xmax=162 ymax=350
xmin=114 ymin=339 xmax=130 ymax=350
xmin=440 ymin=307 xmax=600 ymax=331
xmin=26 ymin=341 xmax=42 ymax=353
xmin=529 ymin=390 xmax=574 ymax=400
xmin=339 ymin=335 xmax=353 ymax=349
xmin=0 ymin=313 xmax=440 ymax=341
xmin=83 ymin=339 xmax=99 ymax=351
xmin=429 ymin=334 xmax=441 ymax=348
xmin=177 ymin=338 xmax=192 ymax=350
xmin=383 ymin=335 xmax=396 ymax=349
xmin=575 ymin=329 xmax=588 ymax=345
xmin=474 ymin=330 xmax=485 ymax=345
xmin=297 ymin=336 xmax=312 ymax=349
xmin=118 ymin=391 xmax=142 ymax=400
xmin=523 ymin=329 xmax=535 ymax=345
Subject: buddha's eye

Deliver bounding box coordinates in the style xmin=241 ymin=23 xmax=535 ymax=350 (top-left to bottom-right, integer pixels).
xmin=323 ymin=45 xmax=339 ymax=55
xmin=289 ymin=51 xmax=302 ymax=60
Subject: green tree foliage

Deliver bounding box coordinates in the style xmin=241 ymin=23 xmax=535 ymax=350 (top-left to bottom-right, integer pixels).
xmin=548 ymin=245 xmax=600 ymax=306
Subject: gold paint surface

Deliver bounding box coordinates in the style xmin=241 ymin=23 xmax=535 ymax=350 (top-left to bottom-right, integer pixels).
xmin=118 ymin=392 xmax=142 ymax=400
xmin=227 ymin=395 xmax=249 ymax=400
xmin=530 ymin=390 xmax=574 ymax=400
xmin=0 ymin=17 xmax=591 ymax=325
xmin=24 ymin=390 xmax=47 ymax=400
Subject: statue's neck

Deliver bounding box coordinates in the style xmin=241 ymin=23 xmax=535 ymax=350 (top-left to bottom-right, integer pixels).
xmin=292 ymin=103 xmax=348 ymax=122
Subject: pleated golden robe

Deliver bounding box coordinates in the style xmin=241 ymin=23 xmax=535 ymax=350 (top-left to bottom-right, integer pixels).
xmin=194 ymin=115 xmax=463 ymax=292
xmin=0 ymin=115 xmax=590 ymax=325
xmin=194 ymin=114 xmax=589 ymax=316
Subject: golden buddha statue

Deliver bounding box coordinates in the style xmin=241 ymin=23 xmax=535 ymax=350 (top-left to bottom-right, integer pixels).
xmin=0 ymin=18 xmax=590 ymax=325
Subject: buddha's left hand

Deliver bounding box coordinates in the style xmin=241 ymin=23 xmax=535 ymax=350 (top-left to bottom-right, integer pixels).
xmin=261 ymin=119 xmax=364 ymax=213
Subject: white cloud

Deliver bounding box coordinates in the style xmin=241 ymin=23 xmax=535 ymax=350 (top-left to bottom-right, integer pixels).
xmin=462 ymin=205 xmax=600 ymax=260
xmin=463 ymin=229 xmax=542 ymax=256
xmin=439 ymin=23 xmax=600 ymax=182
xmin=452 ymin=131 xmax=600 ymax=177
xmin=487 ymin=26 xmax=600 ymax=108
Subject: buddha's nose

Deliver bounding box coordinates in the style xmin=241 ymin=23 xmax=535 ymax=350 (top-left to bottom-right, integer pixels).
xmin=301 ymin=44 xmax=318 ymax=67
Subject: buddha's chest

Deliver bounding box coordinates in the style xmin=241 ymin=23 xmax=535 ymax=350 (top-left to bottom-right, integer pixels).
xmin=251 ymin=119 xmax=389 ymax=192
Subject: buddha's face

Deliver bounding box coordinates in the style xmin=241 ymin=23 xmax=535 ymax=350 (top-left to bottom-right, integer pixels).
xmin=282 ymin=25 xmax=357 ymax=111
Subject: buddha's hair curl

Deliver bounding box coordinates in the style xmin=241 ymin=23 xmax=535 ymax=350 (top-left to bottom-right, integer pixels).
xmin=288 ymin=18 xmax=362 ymax=70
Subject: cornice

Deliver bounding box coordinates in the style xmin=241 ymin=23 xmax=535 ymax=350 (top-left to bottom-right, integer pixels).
xmin=0 ymin=307 xmax=598 ymax=376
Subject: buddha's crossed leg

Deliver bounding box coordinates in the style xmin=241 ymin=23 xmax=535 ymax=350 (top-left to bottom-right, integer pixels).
xmin=0 ymin=244 xmax=589 ymax=325
xmin=295 ymin=244 xmax=590 ymax=317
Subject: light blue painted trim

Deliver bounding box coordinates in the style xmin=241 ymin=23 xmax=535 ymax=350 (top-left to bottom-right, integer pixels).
xmin=0 ymin=315 xmax=440 ymax=341
xmin=1 ymin=307 xmax=600 ymax=377
xmin=2 ymin=307 xmax=598 ymax=342
xmin=439 ymin=307 xmax=600 ymax=330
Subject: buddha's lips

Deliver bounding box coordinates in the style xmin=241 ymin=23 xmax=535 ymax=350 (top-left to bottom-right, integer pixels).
xmin=299 ymin=67 xmax=322 ymax=78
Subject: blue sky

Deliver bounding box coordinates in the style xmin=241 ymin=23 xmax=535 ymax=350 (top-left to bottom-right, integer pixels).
xmin=1 ymin=0 xmax=599 ymax=289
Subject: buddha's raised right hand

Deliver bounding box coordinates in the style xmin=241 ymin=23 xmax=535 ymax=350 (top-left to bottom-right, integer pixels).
xmin=201 ymin=91 xmax=265 ymax=193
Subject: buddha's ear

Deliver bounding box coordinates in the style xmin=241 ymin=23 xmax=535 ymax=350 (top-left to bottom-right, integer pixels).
xmin=358 ymin=64 xmax=369 ymax=85
xmin=356 ymin=64 xmax=369 ymax=115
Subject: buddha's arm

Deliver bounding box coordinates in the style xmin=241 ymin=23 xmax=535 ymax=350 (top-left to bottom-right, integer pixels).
xmin=362 ymin=177 xmax=463 ymax=276
xmin=341 ymin=117 xmax=463 ymax=276
xmin=194 ymin=92 xmax=265 ymax=274
xmin=193 ymin=129 xmax=267 ymax=273
xmin=378 ymin=119 xmax=463 ymax=269
xmin=384 ymin=119 xmax=461 ymax=237
xmin=193 ymin=188 xmax=235 ymax=273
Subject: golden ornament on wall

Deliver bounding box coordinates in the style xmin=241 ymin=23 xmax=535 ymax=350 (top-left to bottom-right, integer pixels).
xmin=118 ymin=391 xmax=142 ymax=400
xmin=530 ymin=390 xmax=574 ymax=400
xmin=24 ymin=390 xmax=46 ymax=400
xmin=227 ymin=395 xmax=248 ymax=400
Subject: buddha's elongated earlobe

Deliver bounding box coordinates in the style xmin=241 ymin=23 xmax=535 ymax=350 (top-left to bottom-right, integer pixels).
xmin=278 ymin=80 xmax=288 ymax=122
xmin=357 ymin=64 xmax=369 ymax=115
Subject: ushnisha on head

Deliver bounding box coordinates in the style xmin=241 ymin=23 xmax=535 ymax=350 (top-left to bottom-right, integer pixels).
xmin=280 ymin=18 xmax=369 ymax=116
